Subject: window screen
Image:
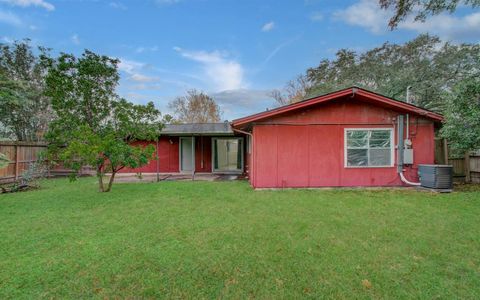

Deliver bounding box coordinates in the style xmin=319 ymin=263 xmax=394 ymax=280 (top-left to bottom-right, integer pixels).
xmin=345 ymin=129 xmax=392 ymax=167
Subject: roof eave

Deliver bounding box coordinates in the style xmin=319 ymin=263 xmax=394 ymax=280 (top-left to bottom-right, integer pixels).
xmin=232 ymin=87 xmax=444 ymax=128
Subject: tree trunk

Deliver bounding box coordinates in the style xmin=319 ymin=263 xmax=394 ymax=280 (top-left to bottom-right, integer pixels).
xmin=98 ymin=175 xmax=104 ymax=192
xmin=105 ymin=171 xmax=116 ymax=192
xmin=97 ymin=165 xmax=105 ymax=192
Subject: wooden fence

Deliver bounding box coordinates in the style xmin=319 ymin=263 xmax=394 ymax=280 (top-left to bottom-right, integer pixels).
xmin=0 ymin=141 xmax=92 ymax=184
xmin=435 ymin=138 xmax=480 ymax=183
xmin=0 ymin=141 xmax=48 ymax=184
xmin=448 ymin=155 xmax=480 ymax=183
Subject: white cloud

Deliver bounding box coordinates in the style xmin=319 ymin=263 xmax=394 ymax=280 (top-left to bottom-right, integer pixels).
xmin=1 ymin=36 xmax=14 ymax=43
xmin=310 ymin=11 xmax=324 ymax=22
xmin=0 ymin=0 xmax=54 ymax=11
xmin=399 ymin=12 xmax=480 ymax=40
xmin=261 ymin=21 xmax=275 ymax=32
xmin=109 ymin=2 xmax=127 ymax=10
xmin=333 ymin=0 xmax=390 ymax=34
xmin=118 ymin=58 xmax=161 ymax=86
xmin=71 ymin=34 xmax=80 ymax=45
xmin=118 ymin=58 xmax=145 ymax=74
xmin=135 ymin=45 xmax=159 ymax=53
xmin=129 ymin=83 xmax=162 ymax=91
xmin=334 ymin=0 xmax=480 ymax=40
xmin=155 ymin=0 xmax=180 ymax=5
xmin=174 ymin=47 xmax=245 ymax=91
xmin=0 ymin=10 xmax=22 ymax=27
xmin=212 ymin=89 xmax=277 ymax=120
xmin=130 ymin=73 xmax=159 ymax=83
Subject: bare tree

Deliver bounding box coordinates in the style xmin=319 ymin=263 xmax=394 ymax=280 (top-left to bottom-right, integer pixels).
xmin=168 ymin=89 xmax=222 ymax=123
xmin=269 ymin=74 xmax=313 ymax=106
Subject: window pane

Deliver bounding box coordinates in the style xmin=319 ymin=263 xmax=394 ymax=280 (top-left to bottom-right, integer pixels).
xmin=236 ymin=140 xmax=242 ymax=169
xmin=347 ymin=138 xmax=368 ymax=148
xmin=347 ymin=131 xmax=368 ymax=148
xmin=369 ymin=149 xmax=391 ymax=166
xmin=347 ymin=130 xmax=368 ymax=139
xmin=370 ymin=130 xmax=391 ymax=148
xmin=369 ymin=138 xmax=390 ymax=148
xmin=214 ymin=139 xmax=242 ymax=171
xmin=370 ymin=130 xmax=390 ymax=140
xmin=347 ymin=149 xmax=368 ymax=166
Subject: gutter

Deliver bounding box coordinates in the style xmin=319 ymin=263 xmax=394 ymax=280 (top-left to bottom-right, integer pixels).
xmin=232 ymin=127 xmax=253 ymax=182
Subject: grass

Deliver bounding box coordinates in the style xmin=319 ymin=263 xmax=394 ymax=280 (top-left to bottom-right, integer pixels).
xmin=0 ymin=178 xmax=479 ymax=299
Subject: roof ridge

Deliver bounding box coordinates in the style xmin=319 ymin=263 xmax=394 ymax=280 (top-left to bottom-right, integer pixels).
xmin=232 ymin=86 xmax=443 ymax=127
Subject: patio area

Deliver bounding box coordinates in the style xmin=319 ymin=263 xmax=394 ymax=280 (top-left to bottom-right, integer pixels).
xmin=113 ymin=173 xmax=242 ymax=183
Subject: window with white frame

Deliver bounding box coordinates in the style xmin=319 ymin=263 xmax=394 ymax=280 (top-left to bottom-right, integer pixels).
xmin=345 ymin=129 xmax=393 ymax=167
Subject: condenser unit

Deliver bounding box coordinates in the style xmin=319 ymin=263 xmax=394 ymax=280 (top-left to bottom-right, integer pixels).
xmin=418 ymin=164 xmax=453 ymax=190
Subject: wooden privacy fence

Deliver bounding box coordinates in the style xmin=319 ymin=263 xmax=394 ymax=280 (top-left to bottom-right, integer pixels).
xmin=448 ymin=155 xmax=480 ymax=183
xmin=435 ymin=138 xmax=480 ymax=183
xmin=0 ymin=141 xmax=92 ymax=184
xmin=0 ymin=141 xmax=47 ymax=184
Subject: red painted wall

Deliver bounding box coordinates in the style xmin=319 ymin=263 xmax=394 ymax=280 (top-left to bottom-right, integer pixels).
xmin=119 ymin=136 xmax=180 ymax=173
xmin=195 ymin=136 xmax=212 ymax=173
xmin=252 ymin=96 xmax=435 ymax=188
xmin=119 ymin=136 xmax=219 ymax=174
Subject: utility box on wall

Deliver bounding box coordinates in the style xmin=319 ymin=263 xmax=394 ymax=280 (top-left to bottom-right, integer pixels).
xmin=403 ymin=149 xmax=414 ymax=164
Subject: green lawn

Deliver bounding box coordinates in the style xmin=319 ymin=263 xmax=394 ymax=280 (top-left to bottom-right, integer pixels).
xmin=1 ymin=178 xmax=479 ymax=299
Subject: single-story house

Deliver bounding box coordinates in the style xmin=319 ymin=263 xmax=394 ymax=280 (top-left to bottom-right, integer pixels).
xmin=120 ymin=87 xmax=444 ymax=188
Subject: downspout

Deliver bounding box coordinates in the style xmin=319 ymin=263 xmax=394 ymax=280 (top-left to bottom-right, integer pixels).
xmin=156 ymin=137 xmax=160 ymax=182
xmin=397 ymin=114 xmax=420 ymax=186
xmin=232 ymin=127 xmax=253 ymax=180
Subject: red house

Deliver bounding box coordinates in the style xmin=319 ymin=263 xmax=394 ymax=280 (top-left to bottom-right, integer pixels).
xmin=122 ymin=87 xmax=443 ymax=188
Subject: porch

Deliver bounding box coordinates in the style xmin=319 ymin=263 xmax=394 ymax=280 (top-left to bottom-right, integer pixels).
xmin=114 ymin=173 xmax=243 ymax=183
xmin=120 ymin=123 xmax=248 ymax=176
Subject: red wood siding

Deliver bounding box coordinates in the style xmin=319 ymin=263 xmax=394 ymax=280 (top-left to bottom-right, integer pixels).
xmin=119 ymin=136 xmax=180 ymax=173
xmin=195 ymin=136 xmax=212 ymax=173
xmin=251 ymin=96 xmax=435 ymax=188
xmin=119 ymin=136 xmax=221 ymax=174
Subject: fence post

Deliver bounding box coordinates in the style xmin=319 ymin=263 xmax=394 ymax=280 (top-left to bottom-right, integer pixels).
xmin=443 ymin=139 xmax=449 ymax=165
xmin=465 ymin=152 xmax=471 ymax=183
xmin=14 ymin=144 xmax=19 ymax=180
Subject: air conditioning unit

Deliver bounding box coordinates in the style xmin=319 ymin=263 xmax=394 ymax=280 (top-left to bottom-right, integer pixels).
xmin=418 ymin=164 xmax=453 ymax=190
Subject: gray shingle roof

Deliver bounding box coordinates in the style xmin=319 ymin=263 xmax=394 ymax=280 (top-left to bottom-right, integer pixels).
xmin=161 ymin=122 xmax=233 ymax=135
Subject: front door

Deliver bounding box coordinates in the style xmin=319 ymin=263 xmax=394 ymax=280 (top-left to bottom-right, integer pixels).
xmin=180 ymin=137 xmax=194 ymax=172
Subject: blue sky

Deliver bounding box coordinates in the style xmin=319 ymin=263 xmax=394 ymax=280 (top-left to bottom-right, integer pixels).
xmin=1 ymin=0 xmax=479 ymax=120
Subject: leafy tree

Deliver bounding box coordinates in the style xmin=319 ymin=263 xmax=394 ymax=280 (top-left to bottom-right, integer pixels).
xmin=305 ymin=35 xmax=480 ymax=112
xmin=0 ymin=40 xmax=53 ymax=141
xmin=269 ymin=74 xmax=312 ymax=106
xmin=169 ymin=89 xmax=222 ymax=123
xmin=440 ymin=78 xmax=480 ymax=155
xmin=44 ymin=51 xmax=163 ymax=192
xmin=379 ymin=0 xmax=480 ymax=28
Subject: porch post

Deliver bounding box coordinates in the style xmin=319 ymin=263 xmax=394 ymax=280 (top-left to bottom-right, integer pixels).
xmin=192 ymin=136 xmax=195 ymax=181
xmin=156 ymin=137 xmax=160 ymax=182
